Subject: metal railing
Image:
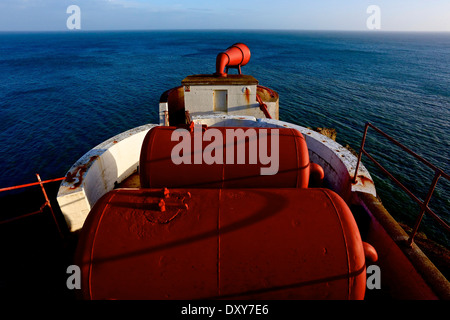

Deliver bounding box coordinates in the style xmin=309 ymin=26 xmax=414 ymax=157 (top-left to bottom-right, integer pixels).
xmin=353 ymin=122 xmax=450 ymax=247
xmin=0 ymin=174 xmax=66 ymax=239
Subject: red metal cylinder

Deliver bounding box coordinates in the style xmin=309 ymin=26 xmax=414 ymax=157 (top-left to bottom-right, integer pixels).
xmin=309 ymin=162 xmax=325 ymax=187
xmin=215 ymin=43 xmax=251 ymax=77
xmin=139 ymin=126 xmax=310 ymax=189
xmin=75 ymin=187 xmax=367 ymax=300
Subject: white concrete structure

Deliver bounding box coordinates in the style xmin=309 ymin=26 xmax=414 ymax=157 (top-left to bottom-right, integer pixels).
xmin=57 ymin=124 xmax=157 ymax=232
xmin=182 ymin=75 xmax=278 ymax=120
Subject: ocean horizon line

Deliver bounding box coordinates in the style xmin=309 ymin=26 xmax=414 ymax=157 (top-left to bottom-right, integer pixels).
xmin=1 ymin=28 xmax=450 ymax=35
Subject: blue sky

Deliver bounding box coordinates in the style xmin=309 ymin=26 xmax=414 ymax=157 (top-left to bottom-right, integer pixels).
xmin=0 ymin=0 xmax=449 ymax=32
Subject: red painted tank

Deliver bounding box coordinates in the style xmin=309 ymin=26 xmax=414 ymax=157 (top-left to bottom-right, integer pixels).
xmin=75 ymin=188 xmax=368 ymax=300
xmin=214 ymin=43 xmax=251 ymax=77
xmin=139 ymin=126 xmax=310 ymax=189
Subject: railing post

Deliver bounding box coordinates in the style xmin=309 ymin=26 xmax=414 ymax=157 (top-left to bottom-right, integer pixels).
xmin=407 ymin=171 xmax=441 ymax=247
xmin=353 ymin=122 xmax=449 ymax=248
xmin=36 ymin=173 xmax=64 ymax=239
xmin=353 ymin=122 xmax=370 ymax=184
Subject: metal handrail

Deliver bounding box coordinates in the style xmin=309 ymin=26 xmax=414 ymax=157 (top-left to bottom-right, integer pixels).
xmin=353 ymin=122 xmax=449 ymax=247
xmin=0 ymin=174 xmax=66 ymax=239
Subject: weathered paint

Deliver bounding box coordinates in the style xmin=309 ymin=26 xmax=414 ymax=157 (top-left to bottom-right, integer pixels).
xmin=57 ymin=124 xmax=158 ymax=232
xmin=244 ymin=87 xmax=251 ymax=104
xmin=65 ymin=155 xmax=99 ymax=189
xmin=57 ymin=115 xmax=375 ymax=232
xmin=76 ymin=188 xmax=367 ymax=300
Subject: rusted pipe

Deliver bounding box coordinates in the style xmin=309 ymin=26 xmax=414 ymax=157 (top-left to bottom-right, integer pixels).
xmin=256 ymin=94 xmax=272 ymax=119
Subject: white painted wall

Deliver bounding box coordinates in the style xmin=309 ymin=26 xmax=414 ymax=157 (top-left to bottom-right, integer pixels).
xmin=184 ymin=84 xmax=278 ymax=119
xmin=57 ymin=124 xmax=157 ymax=232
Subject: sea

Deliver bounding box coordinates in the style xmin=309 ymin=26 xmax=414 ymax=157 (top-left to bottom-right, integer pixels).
xmin=0 ymin=30 xmax=449 ymax=246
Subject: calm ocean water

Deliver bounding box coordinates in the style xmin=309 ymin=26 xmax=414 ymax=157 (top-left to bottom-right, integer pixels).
xmin=0 ymin=30 xmax=448 ymax=244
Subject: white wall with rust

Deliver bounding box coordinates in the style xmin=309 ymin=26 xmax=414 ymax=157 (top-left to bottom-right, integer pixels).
xmin=57 ymin=124 xmax=157 ymax=232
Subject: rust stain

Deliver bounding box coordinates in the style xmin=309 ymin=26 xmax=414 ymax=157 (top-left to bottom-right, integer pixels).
xmin=257 ymin=85 xmax=276 ymax=98
xmin=264 ymin=86 xmax=276 ymax=98
xmin=354 ymin=175 xmax=374 ymax=186
xmin=244 ymin=87 xmax=250 ymax=104
xmin=143 ymin=191 xmax=191 ymax=225
xmin=65 ymin=155 xmax=99 ymax=189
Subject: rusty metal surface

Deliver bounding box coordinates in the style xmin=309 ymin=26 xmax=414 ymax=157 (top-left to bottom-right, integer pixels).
xmin=257 ymin=85 xmax=278 ymax=102
xmin=256 ymin=94 xmax=272 ymax=119
xmin=76 ymin=187 xmax=367 ymax=300
xmin=65 ymin=155 xmax=99 ymax=190
xmin=181 ymin=74 xmax=258 ymax=86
